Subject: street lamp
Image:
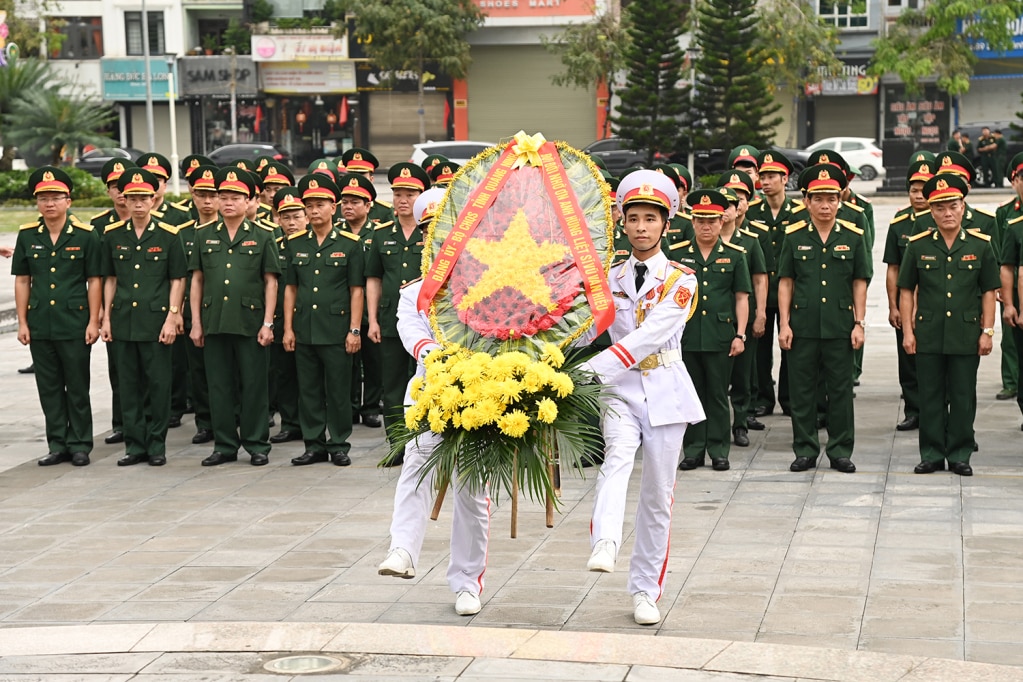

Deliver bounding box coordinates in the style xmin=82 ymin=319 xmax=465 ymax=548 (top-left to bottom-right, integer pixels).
xmin=141 ymin=0 xmax=155 ymax=149
xmin=165 ymin=54 xmax=180 ymax=195
xmin=223 ymin=46 xmax=238 ymax=144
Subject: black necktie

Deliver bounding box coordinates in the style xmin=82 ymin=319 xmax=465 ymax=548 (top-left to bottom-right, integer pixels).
xmin=634 ymin=263 xmax=647 ymax=293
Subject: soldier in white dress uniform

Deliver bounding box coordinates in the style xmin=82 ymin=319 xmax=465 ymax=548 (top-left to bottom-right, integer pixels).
xmin=581 ymin=170 xmax=706 ymax=625
xmin=377 ymin=188 xmax=492 ymax=618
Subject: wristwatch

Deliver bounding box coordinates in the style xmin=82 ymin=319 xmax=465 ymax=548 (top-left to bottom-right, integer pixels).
xmin=855 ymin=320 xmax=866 ymax=327
xmin=734 ymin=333 xmax=746 ymax=342
xmin=263 ymin=322 xmax=274 ymax=330
xmin=983 ymin=327 xmax=995 ymax=337
xmin=350 ymin=328 xmax=361 ymax=336
xmin=168 ymin=305 xmax=179 ymax=314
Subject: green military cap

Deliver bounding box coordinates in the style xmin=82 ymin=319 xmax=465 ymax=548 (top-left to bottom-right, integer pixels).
xmin=758 ymin=149 xmax=793 ymax=175
xmin=428 ymin=161 xmax=461 ymax=186
xmin=187 ymin=164 xmax=218 ymax=190
xmin=728 ymin=145 xmax=760 ymax=168
xmin=688 ymin=189 xmax=728 ymax=217
xmin=214 ymin=166 xmax=255 ymax=196
xmin=260 ymin=161 xmax=294 ymax=186
xmin=798 ymin=163 xmax=848 ymax=193
xmin=116 ymin=168 xmax=159 ymax=195
xmin=297 ymin=172 xmax=340 ymax=203
xmin=338 ymin=172 xmax=377 ymax=202
xmin=180 ymin=154 xmax=214 ymax=175
xmin=718 ymin=186 xmax=740 ymax=204
xmin=668 ymin=163 xmax=692 ymax=191
xmin=922 ymin=173 xmax=969 ymax=203
xmin=908 ymin=150 xmax=935 ymax=165
xmin=420 ymin=153 xmax=449 ymax=172
xmin=906 ymin=160 xmax=934 ymax=190
xmin=254 ymin=155 xmax=275 ymax=173
xmin=101 ymin=158 xmax=136 ymax=186
xmin=1007 ymin=151 xmax=1023 ymax=180
xmin=718 ymin=168 xmax=754 ymax=198
xmin=341 ymin=147 xmax=379 ymax=173
xmin=388 ymin=162 xmax=431 ymax=191
xmin=934 ymin=151 xmax=975 ymax=183
xmin=247 ymin=170 xmax=264 ymax=194
xmin=273 ymin=187 xmax=305 ymax=214
xmin=651 ymin=163 xmax=682 ymax=190
xmin=307 ymin=157 xmax=339 ymax=182
xmin=139 ymin=152 xmax=172 ymax=179
xmin=588 ymin=153 xmax=608 ymax=171
xmin=29 ymin=165 xmax=73 ymax=195
xmin=233 ymin=158 xmax=256 ymax=173
xmin=806 ymin=149 xmax=856 ymax=178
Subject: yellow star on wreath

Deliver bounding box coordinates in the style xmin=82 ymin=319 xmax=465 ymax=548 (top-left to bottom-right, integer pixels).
xmin=458 ymin=209 xmax=568 ymax=312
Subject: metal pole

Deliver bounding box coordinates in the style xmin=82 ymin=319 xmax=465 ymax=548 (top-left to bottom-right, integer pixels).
xmin=166 ymin=56 xmax=180 ymax=195
xmin=141 ymin=0 xmax=155 ymax=150
xmin=227 ymin=47 xmax=238 ymax=143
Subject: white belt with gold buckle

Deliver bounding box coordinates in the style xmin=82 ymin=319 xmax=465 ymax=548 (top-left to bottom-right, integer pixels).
xmin=636 ymin=348 xmax=681 ymax=370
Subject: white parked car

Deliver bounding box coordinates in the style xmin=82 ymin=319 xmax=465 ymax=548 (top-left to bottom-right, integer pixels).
xmin=805 ymin=137 xmax=885 ymax=181
xmin=410 ymin=140 xmax=496 ymax=167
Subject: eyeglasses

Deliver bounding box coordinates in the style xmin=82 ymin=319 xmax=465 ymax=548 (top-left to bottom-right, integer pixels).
xmin=36 ymin=195 xmax=69 ymax=204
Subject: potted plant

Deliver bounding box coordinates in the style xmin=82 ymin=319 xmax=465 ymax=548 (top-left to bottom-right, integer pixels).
xmin=201 ymin=34 xmax=219 ymax=55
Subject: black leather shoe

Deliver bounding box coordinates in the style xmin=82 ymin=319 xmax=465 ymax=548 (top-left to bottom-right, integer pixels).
xmin=250 ymin=453 xmax=269 ymax=466
xmin=104 ymin=431 xmax=124 ymax=444
xmin=268 ymin=416 xmax=276 ymax=428
xmin=269 ymin=430 xmax=301 ymax=443
xmin=167 ymin=415 xmax=182 ymax=428
xmin=732 ymin=427 xmax=749 ymax=447
xmin=678 ymin=458 xmax=703 ymax=471
xmin=949 ymin=462 xmax=973 ymax=476
xmin=331 ymin=453 xmax=352 ymax=466
xmin=754 ymin=405 xmax=772 ymax=417
xmin=789 ymin=457 xmax=814 ymax=472
xmin=973 ymin=442 xmax=979 ymax=452
xmin=37 ymin=453 xmax=70 ymax=466
xmin=914 ymin=460 xmax=945 ymax=474
xmin=896 ymin=416 xmax=919 ymax=431
xmin=853 ymin=379 xmax=861 ymax=387
xmin=711 ymin=458 xmax=730 ymax=471
xmin=381 ymin=453 xmax=404 ymax=468
xmin=17 ymin=364 xmax=34 ymax=374
xmin=830 ymin=458 xmax=856 ymax=473
xmin=781 ymin=406 xmax=792 ymax=416
xmin=202 ymin=452 xmax=237 ymax=466
xmin=816 ymin=416 xmax=828 ymax=430
xmin=149 ymin=455 xmax=166 ymax=466
xmin=192 ymin=429 xmax=213 ymax=444
xmin=71 ymin=452 xmax=90 ymax=467
xmin=996 ymin=389 xmax=1017 ymax=400
xmin=746 ymin=416 xmax=766 ymax=431
xmin=361 ymin=414 xmax=382 ymax=428
xmin=117 ymin=453 xmax=148 ymax=466
xmin=291 ymin=451 xmax=328 ymax=465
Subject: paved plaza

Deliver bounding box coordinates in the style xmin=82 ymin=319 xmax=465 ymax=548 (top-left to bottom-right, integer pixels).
xmin=0 ymin=194 xmax=1022 ymax=679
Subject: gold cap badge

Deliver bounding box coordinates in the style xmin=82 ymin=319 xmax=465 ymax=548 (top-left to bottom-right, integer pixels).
xmin=699 ymin=194 xmax=712 ymax=205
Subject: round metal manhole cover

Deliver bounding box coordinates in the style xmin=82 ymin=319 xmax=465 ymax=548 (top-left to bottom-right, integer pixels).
xmin=263 ymin=654 xmax=350 ymax=674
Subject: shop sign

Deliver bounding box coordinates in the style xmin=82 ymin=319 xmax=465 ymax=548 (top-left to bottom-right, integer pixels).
xmin=962 ymin=16 xmax=1023 ymax=58
xmin=251 ymin=32 xmax=348 ymax=62
xmin=259 ymin=60 xmax=357 ymax=94
xmin=805 ymin=58 xmax=878 ymax=97
xmin=179 ymin=56 xmax=258 ymax=97
xmin=884 ymin=84 xmax=950 ymax=147
xmin=101 ymin=58 xmax=170 ymax=102
xmin=477 ymin=0 xmax=595 ymax=15
xmin=355 ymin=62 xmax=452 ymax=92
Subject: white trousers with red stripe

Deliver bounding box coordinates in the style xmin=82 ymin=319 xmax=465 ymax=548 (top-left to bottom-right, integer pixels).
xmin=388 ymin=431 xmax=491 ymax=596
xmin=590 ymin=371 xmax=687 ymax=600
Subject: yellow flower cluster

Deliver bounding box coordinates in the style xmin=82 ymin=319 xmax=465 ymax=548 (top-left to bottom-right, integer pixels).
xmin=406 ymin=343 xmax=573 ymax=437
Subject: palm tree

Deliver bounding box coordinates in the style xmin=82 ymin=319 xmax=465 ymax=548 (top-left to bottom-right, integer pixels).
xmin=0 ymin=59 xmax=59 ymax=119
xmin=5 ymin=90 xmax=116 ymax=165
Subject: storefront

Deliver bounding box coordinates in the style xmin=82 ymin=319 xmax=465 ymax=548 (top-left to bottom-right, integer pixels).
xmin=804 ymin=56 xmax=880 ymax=142
xmin=100 ymin=57 xmax=194 ymax=156
xmin=178 ymin=55 xmax=263 ymax=155
xmin=882 ymin=84 xmax=951 ymax=151
xmin=957 ymin=19 xmax=1023 ymax=126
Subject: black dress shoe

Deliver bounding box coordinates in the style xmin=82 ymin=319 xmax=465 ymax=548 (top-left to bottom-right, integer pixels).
xmin=996 ymin=389 xmax=1017 ymax=400
xmin=268 ymin=416 xmax=276 ymax=428
xmin=732 ymin=427 xmax=749 ymax=447
xmin=829 ymin=458 xmax=856 ymax=473
xmin=781 ymin=406 xmax=792 ymax=416
xmin=201 ymin=452 xmax=237 ymax=466
xmin=816 ymin=416 xmax=828 ymax=430
xmin=167 ymin=415 xmax=182 ymax=428
xmin=291 ymin=451 xmax=328 ymax=465
xmin=104 ymin=431 xmax=124 ymax=444
xmin=38 ymin=453 xmax=70 ymax=466
xmin=331 ymin=453 xmax=352 ymax=466
xmin=192 ymin=429 xmax=213 ymax=444
xmin=71 ymin=452 xmax=90 ymax=467
xmin=149 ymin=455 xmax=166 ymax=466
xmin=17 ymin=364 xmax=34 ymax=374
xmin=678 ymin=458 xmax=703 ymax=471
xmin=914 ymin=460 xmax=945 ymax=474
xmin=754 ymin=405 xmax=772 ymax=417
xmin=789 ymin=457 xmax=814 ymax=472
xmin=949 ymin=462 xmax=973 ymax=476
xmin=711 ymin=458 xmax=730 ymax=471
xmin=896 ymin=416 xmax=919 ymax=431
xmin=381 ymin=453 xmax=404 ymax=468
xmin=269 ymin=430 xmax=301 ymax=443
xmin=853 ymin=379 xmax=861 ymax=387
xmin=746 ymin=416 xmax=766 ymax=431
xmin=117 ymin=453 xmax=148 ymax=466
xmin=973 ymin=442 xmax=979 ymax=452
xmin=361 ymin=414 xmax=382 ymax=428
xmin=250 ymin=453 xmax=269 ymax=466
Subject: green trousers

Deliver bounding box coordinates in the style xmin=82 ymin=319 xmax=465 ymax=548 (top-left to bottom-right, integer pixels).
xmin=115 ymin=340 xmax=173 ymax=457
xmin=1013 ymin=326 xmax=1023 ymax=416
xmin=729 ymin=336 xmax=757 ymax=429
xmin=204 ymin=333 xmax=270 ymax=456
xmin=31 ymin=339 xmax=93 ymax=454
xmin=184 ymin=334 xmax=211 ymax=431
xmin=895 ymin=327 xmax=919 ymax=421
xmin=683 ymin=350 xmax=733 ymax=461
xmin=787 ymin=337 xmax=855 ymax=462
xmin=105 ymin=341 xmax=122 ymax=431
xmin=1000 ymin=303 xmax=1018 ymax=392
xmin=350 ymin=324 xmax=382 ymax=418
xmin=296 ymin=343 xmax=353 ymax=455
xmin=170 ymin=335 xmax=189 ymax=419
xmin=380 ymin=335 xmax=416 ymax=435
xmin=755 ymin=308 xmax=790 ymax=413
xmin=916 ymin=352 xmax=979 ymax=464
xmin=269 ymin=343 xmax=300 ymax=433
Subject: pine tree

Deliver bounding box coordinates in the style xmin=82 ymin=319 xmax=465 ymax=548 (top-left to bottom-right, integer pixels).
xmin=689 ymin=0 xmax=782 ymax=151
xmin=612 ymin=0 xmax=689 ymax=165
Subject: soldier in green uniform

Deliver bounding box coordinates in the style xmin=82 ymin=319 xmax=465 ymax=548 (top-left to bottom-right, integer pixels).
xmin=652 ymin=164 xmax=694 ymax=246
xmin=342 ymin=147 xmax=393 ymax=224
xmin=337 ymin=173 xmax=383 ymax=429
xmin=366 ymin=163 xmax=431 ymax=462
xmin=882 ymin=159 xmax=935 ymax=432
xmin=189 ymin=168 xmax=281 ymax=466
xmin=428 ymin=161 xmax=461 ymax=189
xmin=917 ymin=153 xmax=999 ymax=242
xmin=420 ymin=154 xmax=449 ymax=174
xmin=747 ymin=150 xmax=801 ymax=417
xmin=267 ymin=188 xmax=305 ymax=445
xmin=777 ymin=164 xmax=869 ymax=474
xmin=977 ymin=127 xmax=997 ymax=188
xmin=998 ymin=152 xmax=1023 ymax=420
xmin=259 ymin=161 xmax=294 ymax=209
xmin=99 ymin=169 xmax=187 ymax=466
xmin=180 ymin=164 xmax=219 ymax=445
xmin=282 ymin=174 xmax=364 ymax=466
xmin=994 ymin=130 xmax=1008 ymax=188
xmin=671 ymin=189 xmax=750 ymax=470
xmin=899 ymin=174 xmax=999 ymax=476
xmin=12 ymin=167 xmax=103 ymax=466
xmin=178 ymin=154 xmax=214 ymax=214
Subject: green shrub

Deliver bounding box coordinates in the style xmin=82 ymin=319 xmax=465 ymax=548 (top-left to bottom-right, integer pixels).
xmin=0 ymin=168 xmax=107 ymax=202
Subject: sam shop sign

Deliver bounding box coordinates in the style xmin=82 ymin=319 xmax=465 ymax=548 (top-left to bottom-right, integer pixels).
xmin=179 ymin=56 xmax=258 ymax=97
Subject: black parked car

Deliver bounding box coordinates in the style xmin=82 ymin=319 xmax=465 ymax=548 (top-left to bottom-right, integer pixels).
xmin=208 ymin=143 xmax=293 ymax=169
xmin=583 ymin=137 xmax=669 ymax=175
xmin=76 ymin=147 xmax=146 ymax=177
